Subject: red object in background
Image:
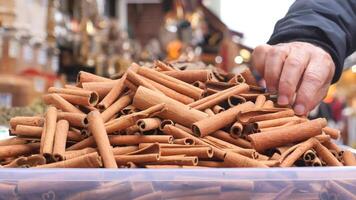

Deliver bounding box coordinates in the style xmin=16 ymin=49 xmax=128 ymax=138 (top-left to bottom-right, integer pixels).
xmin=19 ymin=68 xmax=60 ymax=93
xmin=330 ymin=98 xmax=344 ymax=122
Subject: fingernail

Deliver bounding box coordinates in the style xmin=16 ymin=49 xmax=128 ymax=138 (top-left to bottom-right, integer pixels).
xmin=278 ymin=95 xmax=289 ymax=105
xmin=294 ymin=104 xmax=306 ymax=115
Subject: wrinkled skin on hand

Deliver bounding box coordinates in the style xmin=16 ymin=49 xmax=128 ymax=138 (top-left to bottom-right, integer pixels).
xmin=252 ymin=42 xmax=335 ymax=116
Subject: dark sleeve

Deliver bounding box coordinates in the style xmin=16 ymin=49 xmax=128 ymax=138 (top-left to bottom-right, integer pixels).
xmin=268 ymin=0 xmax=356 ymax=83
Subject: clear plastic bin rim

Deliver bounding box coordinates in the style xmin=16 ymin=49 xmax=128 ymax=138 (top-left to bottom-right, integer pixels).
xmin=0 ymin=167 xmax=355 ymax=181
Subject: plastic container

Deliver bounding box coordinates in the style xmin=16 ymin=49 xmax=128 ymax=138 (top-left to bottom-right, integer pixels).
xmin=0 ymin=167 xmax=355 ymax=199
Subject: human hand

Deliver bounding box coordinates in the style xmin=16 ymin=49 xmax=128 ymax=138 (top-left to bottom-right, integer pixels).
xmin=252 ymin=42 xmax=335 ymax=116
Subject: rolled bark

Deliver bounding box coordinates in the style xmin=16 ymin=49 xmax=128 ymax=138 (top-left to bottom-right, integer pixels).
xmin=87 ymin=110 xmax=118 ymax=168
xmin=101 ymin=93 xmax=132 ymax=122
xmin=228 ymin=74 xmax=245 ymax=84
xmin=137 ymin=118 xmax=161 ymax=132
xmin=253 ymin=116 xmax=301 ymax=129
xmin=210 ymin=130 xmax=252 ymax=149
xmin=77 ymin=71 xmax=112 ymax=85
xmin=105 ymin=103 xmax=165 ymax=133
xmin=161 ymin=146 xmax=213 ymax=158
xmin=311 ymin=157 xmax=322 ymax=167
xmin=112 ymin=146 xmax=139 ymax=155
xmin=155 ymin=60 xmax=175 ymax=71
xmin=323 ymin=140 xmax=342 ymax=152
xmin=237 ymin=108 xmax=295 ymax=124
xmin=254 ymin=95 xmax=266 ymax=108
xmin=223 ymin=152 xmax=268 ymax=168
xmin=303 ymin=150 xmax=317 ymax=162
xmin=0 ymin=137 xmax=27 ymax=146
xmin=342 ymin=150 xmax=356 ymax=166
xmin=230 ymin=122 xmax=244 ymax=138
xmin=82 ymin=81 xmax=115 ymax=99
xmin=11 ymin=125 xmax=42 ymax=137
xmin=322 ymin=127 xmax=340 ymax=140
xmin=280 ymin=138 xmax=318 ymax=167
xmin=192 ymin=102 xmax=254 ymax=137
xmin=173 ymin=138 xmax=195 ymax=145
xmin=0 ymin=143 xmax=40 ymax=159
xmin=248 ymin=118 xmax=327 ymax=152
xmin=98 ymin=73 xmax=127 ymax=110
xmin=66 ymin=136 xmax=95 ymax=151
xmin=240 ymin=67 xmax=258 ymax=86
xmin=36 ymin=152 xmax=102 ymax=168
xmin=64 ymin=148 xmax=97 ymax=160
xmin=109 ymin=135 xmax=173 ymax=145
xmin=9 ymin=116 xmax=44 ymax=129
xmin=152 ymin=155 xmax=198 ymax=166
xmin=127 ymin=69 xmax=161 ymax=93
xmin=57 ymin=112 xmax=87 ymax=128
xmin=193 ymin=81 xmax=206 ymax=89
xmin=262 ymin=100 xmax=274 ymax=108
xmin=43 ymin=93 xmax=83 ymax=114
xmin=48 ymin=87 xmax=99 ymax=106
xmin=4 ymin=154 xmax=46 ymax=168
xmin=212 ymin=105 xmax=225 ymax=114
xmin=133 ymin=86 xmax=208 ymax=127
xmin=314 ymin=140 xmax=343 ymax=166
xmin=162 ymin=70 xmax=212 ymax=83
xmin=204 ymin=108 xmax=215 ymax=116
xmin=140 ymin=75 xmax=194 ymax=104
xmin=115 ymin=154 xmax=160 ymax=165
xmin=227 ymin=95 xmax=246 ymax=107
xmin=42 ymin=106 xmax=57 ymax=158
xmin=137 ymin=67 xmax=204 ymax=100
xmin=53 ymin=120 xmax=69 ymax=161
xmin=189 ymin=83 xmax=249 ymax=110
xmin=162 ymin=125 xmax=226 ymax=160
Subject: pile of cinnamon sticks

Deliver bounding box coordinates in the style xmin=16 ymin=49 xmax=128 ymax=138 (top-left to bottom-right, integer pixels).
xmin=1 ymin=60 xmax=355 ymax=168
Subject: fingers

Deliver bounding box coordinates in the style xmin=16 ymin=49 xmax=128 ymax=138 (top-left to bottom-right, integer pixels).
xmin=252 ymin=44 xmax=272 ymax=77
xmin=278 ymin=47 xmax=310 ymax=105
xmin=293 ymin=52 xmax=334 ymax=115
xmin=264 ymin=45 xmax=290 ymax=92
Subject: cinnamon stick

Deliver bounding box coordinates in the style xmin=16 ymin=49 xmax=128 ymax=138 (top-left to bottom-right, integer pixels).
xmin=57 ymin=112 xmax=87 ymax=128
xmin=36 ymin=152 xmax=102 ymax=168
xmin=98 ymin=73 xmax=127 ymax=110
xmin=192 ymin=102 xmax=254 ymax=137
xmin=43 ymin=93 xmax=83 ymax=114
xmin=342 ymin=150 xmax=356 ymax=166
xmin=9 ymin=116 xmax=44 ymax=129
xmin=101 ymin=93 xmax=132 ymax=122
xmin=189 ymin=83 xmax=249 ymax=110
xmin=87 ymin=110 xmax=117 ymax=168
xmin=137 ymin=67 xmax=204 ymax=100
xmin=53 ymin=120 xmax=69 ymax=161
xmin=248 ymin=118 xmax=327 ymax=152
xmin=133 ymin=86 xmax=208 ymax=127
xmin=162 ymin=70 xmax=212 ymax=83
xmin=42 ymin=106 xmax=57 ymax=158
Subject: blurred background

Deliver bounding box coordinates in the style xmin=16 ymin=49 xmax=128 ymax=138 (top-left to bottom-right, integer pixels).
xmin=0 ymin=0 xmax=355 ymax=147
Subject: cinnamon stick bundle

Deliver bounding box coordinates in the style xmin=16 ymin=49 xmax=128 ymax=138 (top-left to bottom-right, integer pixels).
xmin=1 ymin=60 xmax=349 ymax=170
